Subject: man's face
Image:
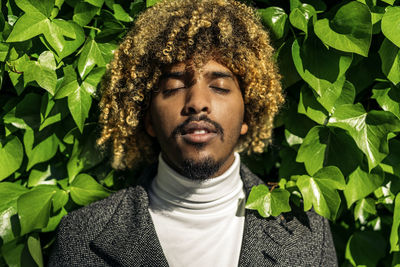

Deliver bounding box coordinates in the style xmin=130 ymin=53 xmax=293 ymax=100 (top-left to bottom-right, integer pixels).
xmin=145 ymin=59 xmax=248 ymax=179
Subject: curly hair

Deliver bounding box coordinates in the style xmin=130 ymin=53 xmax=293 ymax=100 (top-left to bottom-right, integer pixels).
xmin=98 ymin=0 xmax=284 ymax=169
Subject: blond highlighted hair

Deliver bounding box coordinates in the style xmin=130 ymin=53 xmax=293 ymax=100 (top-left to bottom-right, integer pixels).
xmin=98 ymin=0 xmax=284 ymax=169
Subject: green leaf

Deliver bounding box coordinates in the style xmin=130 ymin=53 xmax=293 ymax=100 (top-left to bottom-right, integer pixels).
xmin=296 ymin=166 xmax=345 ymax=220
xmin=3 ymin=93 xmax=42 ymax=129
xmin=297 ymin=126 xmax=363 ymax=176
xmin=73 ymin=2 xmax=99 ymax=26
xmin=354 ymin=198 xmax=376 ymax=224
xmin=17 ymin=186 xmax=57 ymax=235
xmin=328 ymin=103 xmax=400 ymax=170
xmin=378 ymin=38 xmax=400 ymax=86
xmin=344 ymin=166 xmax=384 ymax=208
xmin=245 ymin=185 xmax=291 ymax=217
xmin=0 ymin=136 xmax=24 ymax=181
xmin=380 ymin=139 xmax=400 ymax=176
xmin=52 ymin=190 xmax=69 ymax=212
xmin=345 ymin=231 xmax=386 ymax=267
xmin=70 ymin=173 xmax=110 ymax=206
xmin=112 ymin=4 xmax=133 ymax=22
xmin=77 ymin=38 xmax=107 ymax=79
xmin=1 ymin=237 xmax=37 ymax=267
xmin=381 ymin=6 xmax=400 ymax=48
xmin=292 ymin=37 xmax=352 ymax=112
xmin=372 ymin=83 xmax=400 ymax=119
xmin=85 ymin=0 xmax=104 ymax=7
xmin=23 ymin=51 xmax=57 ymax=94
xmin=298 ymin=85 xmax=328 ymax=125
xmin=27 ymin=234 xmax=44 ymax=267
xmin=81 ymin=67 xmax=106 ymax=96
xmin=54 ymin=20 xmax=85 ymax=59
xmin=28 ymin=165 xmax=57 ymax=187
xmin=146 ymin=0 xmax=159 ymax=8
xmin=391 ymin=193 xmax=400 ymax=252
xmin=6 ymin=12 xmax=49 ymax=42
xmin=0 ymin=183 xmax=28 ymax=244
xmin=15 ymin=0 xmax=55 ymax=17
xmin=314 ymin=1 xmax=372 ymax=56
xmin=258 ymin=7 xmax=288 ymax=39
xmin=26 ymin=132 xmax=59 ymax=171
xmin=289 ymin=4 xmax=316 ymax=34
xmin=68 ymin=82 xmax=92 ymax=132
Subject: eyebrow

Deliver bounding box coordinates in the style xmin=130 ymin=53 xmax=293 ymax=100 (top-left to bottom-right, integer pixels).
xmin=207 ymin=71 xmax=235 ymax=80
xmin=160 ymin=71 xmax=185 ymax=80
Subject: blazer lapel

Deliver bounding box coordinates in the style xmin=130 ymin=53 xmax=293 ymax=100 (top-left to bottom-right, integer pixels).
xmin=90 ymin=168 xmax=168 ymax=267
xmin=238 ymin=164 xmax=289 ymax=266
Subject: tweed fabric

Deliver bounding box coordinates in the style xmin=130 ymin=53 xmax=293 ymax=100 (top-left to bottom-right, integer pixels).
xmin=48 ymin=164 xmax=338 ymax=267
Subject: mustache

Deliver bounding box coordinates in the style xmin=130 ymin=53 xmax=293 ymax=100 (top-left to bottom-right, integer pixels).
xmin=171 ymin=115 xmax=224 ymax=138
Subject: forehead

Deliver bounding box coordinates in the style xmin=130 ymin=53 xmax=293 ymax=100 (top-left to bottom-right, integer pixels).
xmin=162 ymin=59 xmax=235 ymax=76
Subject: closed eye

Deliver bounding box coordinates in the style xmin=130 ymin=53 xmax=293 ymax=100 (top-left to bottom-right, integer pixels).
xmin=210 ymin=86 xmax=230 ymax=94
xmin=162 ymin=87 xmax=185 ymax=96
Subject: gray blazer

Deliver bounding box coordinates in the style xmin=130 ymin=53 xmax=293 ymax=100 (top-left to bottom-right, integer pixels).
xmin=49 ymin=164 xmax=338 ymax=266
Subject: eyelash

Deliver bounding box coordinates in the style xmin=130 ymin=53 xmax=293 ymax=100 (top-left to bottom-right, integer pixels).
xmin=162 ymin=86 xmax=230 ymax=96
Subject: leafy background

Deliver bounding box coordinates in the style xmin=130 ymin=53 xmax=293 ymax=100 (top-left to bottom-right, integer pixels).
xmin=0 ymin=0 xmax=399 ymax=266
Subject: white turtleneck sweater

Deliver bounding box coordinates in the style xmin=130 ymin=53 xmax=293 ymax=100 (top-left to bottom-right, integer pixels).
xmin=148 ymin=153 xmax=246 ymax=267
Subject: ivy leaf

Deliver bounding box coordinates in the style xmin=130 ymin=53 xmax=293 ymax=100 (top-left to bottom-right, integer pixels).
xmin=381 ymin=6 xmax=400 ymax=48
xmin=53 ymin=20 xmax=85 ymax=59
xmin=0 ymin=183 xmax=28 ymax=244
xmin=314 ymin=1 xmax=372 ymax=56
xmin=70 ymin=173 xmax=110 ymax=206
xmin=15 ymin=0 xmax=55 ymax=17
xmin=112 ymin=4 xmax=133 ymax=22
xmin=68 ymin=82 xmax=92 ymax=133
xmin=17 ymin=186 xmax=57 ymax=235
xmin=328 ymin=103 xmax=400 ymax=170
xmin=289 ymin=4 xmax=316 ymax=34
xmin=296 ymin=166 xmax=345 ymax=220
xmin=245 ymin=185 xmax=291 ymax=217
xmin=146 ymin=0 xmax=160 ymax=8
xmin=298 ymin=85 xmax=328 ymax=125
xmin=55 ymin=65 xmax=79 ymax=99
xmin=0 ymin=136 xmax=24 ymax=181
xmin=380 ymin=139 xmax=400 ymax=176
xmin=73 ymin=2 xmax=99 ymax=26
xmin=390 ymin=193 xmax=400 ymax=252
xmin=258 ymin=7 xmax=288 ymax=39
xmin=343 ymin=166 xmax=384 ymax=208
xmin=354 ymin=198 xmax=376 ymax=224
xmin=292 ymin=37 xmax=352 ymax=112
xmin=78 ymin=38 xmax=107 ymax=79
xmin=297 ymin=126 xmax=363 ymax=176
xmin=372 ymin=83 xmax=400 ymax=119
xmin=25 ymin=129 xmax=59 ymax=171
xmin=3 ymin=93 xmax=42 ymax=130
xmin=23 ymin=51 xmax=57 ymax=95
xmin=27 ymin=234 xmax=44 ymax=267
xmin=345 ymin=231 xmax=386 ymax=266
xmin=6 ymin=12 xmax=49 ymax=43
xmin=378 ymin=38 xmax=400 ymax=86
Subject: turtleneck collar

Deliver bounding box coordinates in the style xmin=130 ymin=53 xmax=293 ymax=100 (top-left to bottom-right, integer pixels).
xmin=149 ymin=152 xmax=244 ymax=215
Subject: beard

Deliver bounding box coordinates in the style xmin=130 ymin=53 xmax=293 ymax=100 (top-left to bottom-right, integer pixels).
xmin=180 ymin=157 xmax=223 ymax=181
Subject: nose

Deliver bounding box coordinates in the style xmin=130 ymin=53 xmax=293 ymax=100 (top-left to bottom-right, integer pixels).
xmin=182 ymin=82 xmax=211 ymax=115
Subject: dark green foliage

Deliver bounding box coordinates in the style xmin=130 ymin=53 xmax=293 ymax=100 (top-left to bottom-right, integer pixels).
xmin=0 ymin=0 xmax=399 ymax=265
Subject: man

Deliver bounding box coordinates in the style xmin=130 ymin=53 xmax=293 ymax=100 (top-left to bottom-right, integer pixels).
xmin=49 ymin=0 xmax=337 ymax=266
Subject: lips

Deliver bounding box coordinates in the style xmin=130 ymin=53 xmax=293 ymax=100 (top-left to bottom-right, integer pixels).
xmin=180 ymin=122 xmax=218 ymax=143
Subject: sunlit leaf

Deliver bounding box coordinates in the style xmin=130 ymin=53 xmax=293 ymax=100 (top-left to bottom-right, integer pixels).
xmin=344 ymin=166 xmax=384 ymax=208
xmin=296 ymin=166 xmax=345 ymax=220
xmin=246 ymin=185 xmax=291 ymax=217
xmin=381 ymin=6 xmax=400 ymax=48
xmin=378 ymin=38 xmax=400 ymax=86
xmin=258 ymin=7 xmax=288 ymax=39
xmin=70 ymin=173 xmax=110 ymax=206
xmin=17 ymin=186 xmax=57 ymax=235
xmin=328 ymin=103 xmax=400 ymax=170
xmin=314 ymin=1 xmax=372 ymax=56
xmin=0 ymin=136 xmax=24 ymax=181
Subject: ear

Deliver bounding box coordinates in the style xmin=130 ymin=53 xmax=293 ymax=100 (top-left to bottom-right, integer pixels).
xmin=145 ymin=111 xmax=156 ymax=137
xmin=240 ymin=122 xmax=248 ymax=135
